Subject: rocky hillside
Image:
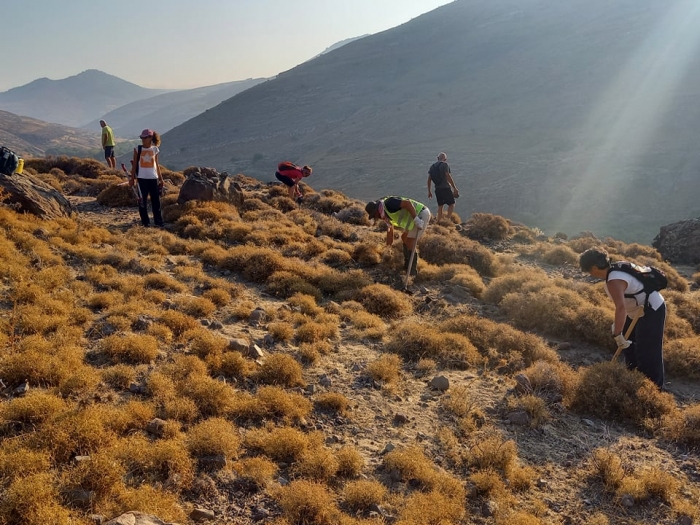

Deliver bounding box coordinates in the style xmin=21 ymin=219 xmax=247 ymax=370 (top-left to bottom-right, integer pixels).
xmin=0 ymin=109 xmax=100 ymax=157
xmin=0 ymin=157 xmax=699 ymax=524
xmin=160 ymin=0 xmax=700 ymax=243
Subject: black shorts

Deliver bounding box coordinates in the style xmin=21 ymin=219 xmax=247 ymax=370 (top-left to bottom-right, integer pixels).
xmin=104 ymin=146 xmax=115 ymax=159
xmin=436 ymin=187 xmax=455 ymax=206
xmin=275 ymin=172 xmax=296 ymax=187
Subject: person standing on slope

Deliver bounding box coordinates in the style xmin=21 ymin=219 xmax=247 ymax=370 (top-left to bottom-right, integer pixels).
xmin=275 ymin=161 xmax=312 ymax=202
xmin=100 ymin=120 xmax=116 ymax=169
xmin=427 ymin=152 xmax=459 ymax=222
xmin=365 ymin=197 xmax=431 ymax=276
xmin=579 ymin=248 xmax=666 ymax=388
xmin=130 ymin=129 xmax=165 ymax=228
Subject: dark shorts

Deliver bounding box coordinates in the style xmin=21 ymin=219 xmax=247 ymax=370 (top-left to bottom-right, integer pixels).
xmin=275 ymin=172 xmax=296 ymax=187
xmin=436 ymin=187 xmax=455 ymax=206
xmin=104 ymin=146 xmax=115 ymax=159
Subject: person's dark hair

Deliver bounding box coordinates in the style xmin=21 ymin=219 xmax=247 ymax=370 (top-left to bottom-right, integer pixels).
xmin=579 ymin=248 xmax=611 ymax=272
xmin=302 ymin=165 xmax=312 ymax=177
xmin=365 ymin=200 xmax=378 ymax=219
xmin=151 ymin=131 xmax=161 ymax=147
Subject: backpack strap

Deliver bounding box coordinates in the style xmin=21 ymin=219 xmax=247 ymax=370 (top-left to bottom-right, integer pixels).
xmin=135 ymin=145 xmax=143 ymax=176
xmin=606 ymin=263 xmax=649 ymax=307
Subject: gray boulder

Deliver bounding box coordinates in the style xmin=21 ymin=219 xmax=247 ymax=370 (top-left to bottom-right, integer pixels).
xmin=177 ymin=168 xmax=244 ymax=208
xmin=653 ymin=218 xmax=700 ymax=264
xmin=0 ymin=172 xmax=73 ymax=219
xmin=105 ymin=512 xmax=180 ymax=525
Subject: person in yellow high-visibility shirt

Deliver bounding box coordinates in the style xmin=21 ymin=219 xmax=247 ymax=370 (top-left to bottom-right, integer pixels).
xmin=365 ymin=196 xmax=431 ymax=276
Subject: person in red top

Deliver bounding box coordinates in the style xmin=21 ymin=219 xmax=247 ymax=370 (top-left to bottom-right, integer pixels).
xmin=275 ymin=162 xmax=312 ymax=202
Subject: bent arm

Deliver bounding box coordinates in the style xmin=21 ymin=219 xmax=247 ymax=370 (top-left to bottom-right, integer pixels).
xmin=608 ymin=279 xmax=629 ymax=335
xmin=399 ymin=199 xmax=418 ymax=219
xmin=446 ymin=173 xmax=458 ymax=191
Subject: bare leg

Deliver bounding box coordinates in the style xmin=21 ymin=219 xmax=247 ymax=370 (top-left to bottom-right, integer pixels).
xmin=437 ymin=205 xmax=444 ymax=222
xmin=288 ymin=185 xmax=296 ymax=199
xmin=446 ymin=203 xmax=454 ymax=218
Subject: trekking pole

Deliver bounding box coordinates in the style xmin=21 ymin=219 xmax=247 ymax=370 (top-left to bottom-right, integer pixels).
xmin=611 ymin=311 xmax=642 ymax=362
xmin=121 ymin=162 xmax=143 ymax=206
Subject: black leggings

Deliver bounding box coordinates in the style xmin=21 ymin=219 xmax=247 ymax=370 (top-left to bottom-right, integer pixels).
xmin=137 ymin=178 xmax=163 ymax=227
xmin=622 ymin=303 xmax=666 ymax=388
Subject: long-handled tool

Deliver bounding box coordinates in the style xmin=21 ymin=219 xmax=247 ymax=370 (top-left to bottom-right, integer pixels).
xmin=611 ymin=310 xmax=643 ymax=362
xmin=403 ymin=226 xmax=426 ymax=290
xmin=121 ymin=162 xmax=143 ymax=206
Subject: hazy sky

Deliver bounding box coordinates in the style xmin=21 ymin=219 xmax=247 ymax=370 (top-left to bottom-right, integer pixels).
xmin=2 ymin=0 xmax=452 ymax=92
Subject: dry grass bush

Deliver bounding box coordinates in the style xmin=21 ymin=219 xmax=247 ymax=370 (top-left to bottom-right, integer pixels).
xmin=571 ymin=362 xmax=676 ymax=424
xmin=494 ymin=511 xmax=543 ymax=525
xmin=507 ymin=395 xmax=550 ymax=427
xmin=664 ymin=337 xmax=700 ymax=379
xmin=0 ymin=472 xmax=73 ymax=525
xmin=268 ymin=321 xmax=295 ymax=342
xmin=275 ymin=479 xmax=340 ymax=525
xmin=660 ymin=403 xmax=700 ymax=447
xmin=321 ymin=248 xmax=354 ymax=267
xmin=367 ymin=354 xmax=402 ymax=384
xmin=539 ymin=244 xmax=579 ymax=266
xmin=464 ymin=212 xmax=512 ymax=241
xmin=665 ymin=290 xmax=700 ymax=334
xmin=340 ymin=304 xmax=386 ymax=340
xmin=293 ymin=446 xmax=340 ymax=481
xmin=231 ymin=386 xmax=311 ymax=424
xmin=354 ymin=283 xmax=413 ymax=319
xmin=352 ymin=243 xmax=382 ymax=265
xmin=315 ymin=392 xmax=350 ymax=416
xmin=466 ymin=430 xmax=518 ymax=473
xmin=385 ymin=322 xmax=483 ymax=369
xmin=418 ymin=228 xmax=499 ymax=276
xmin=233 ymin=457 xmax=279 ymax=489
xmin=184 ymin=327 xmax=228 ymax=358
xmin=383 ymin=446 xmax=464 ymax=498
xmin=255 ymin=353 xmax=305 ymax=387
xmin=244 ymin=427 xmax=322 ymax=463
xmin=206 ymin=350 xmax=252 ymax=380
xmin=288 ymin=292 xmax=324 ymax=317
xmin=470 ymin=469 xmax=507 ymax=497
xmin=440 ymin=384 xmax=483 ymax=427
xmin=266 ymin=270 xmax=323 ymax=300
xmin=0 ymin=444 xmax=51 ymax=483
xmin=173 ymin=295 xmax=216 ymax=318
xmin=102 ymin=483 xmax=186 ymax=522
xmin=186 ymin=417 xmax=240 ymax=460
xmin=144 ymin=272 xmax=187 ymax=292
xmin=520 ymin=360 xmax=578 ymax=403
xmin=63 ymin=449 xmax=125 ymax=502
xmin=336 ymin=446 xmax=365 ymax=478
xmin=159 ymin=310 xmax=198 ymax=337
xmin=343 ymin=480 xmax=387 ymax=513
xmin=222 ymin=245 xmax=286 ymax=283
xmin=100 ymin=333 xmax=160 ymax=364
xmin=103 ymin=401 xmax=156 ymax=435
xmin=397 ymin=490 xmax=466 ymax=525
xmin=416 ymin=263 xmax=486 ymax=297
xmin=313 ymin=268 xmax=373 ymax=299
xmin=113 ymin=435 xmax=194 ymax=490
xmin=296 ymin=317 xmax=340 ymax=344
xmin=0 ymin=390 xmax=68 ymax=431
xmin=482 ymin=268 xmax=549 ymax=304
xmin=617 ymin=467 xmax=679 ymax=504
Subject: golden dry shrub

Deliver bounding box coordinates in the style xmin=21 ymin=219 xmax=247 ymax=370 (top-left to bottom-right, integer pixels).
xmin=244 ymin=427 xmax=319 ymax=463
xmin=103 ymin=484 xmax=186 ymax=523
xmin=482 ymin=268 xmax=549 ymax=305
xmin=268 ymin=321 xmax=295 ymax=342
xmin=112 ymin=435 xmax=195 ymax=490
xmin=520 ymin=360 xmax=578 ymax=402
xmin=288 ymin=292 xmax=323 ymax=316
xmin=617 ymin=467 xmax=679 ymax=504
xmin=233 ymin=457 xmax=279 ymax=489
xmin=159 ymin=310 xmax=198 ymax=337
xmin=571 ymin=362 xmax=676 ymax=424
xmin=314 ymin=268 xmax=373 ymax=298
xmin=336 ymin=445 xmax=365 ymax=478
xmin=321 ymin=248 xmax=354 ymax=267
xmin=275 ymin=480 xmax=340 ymax=525
xmin=184 ymin=327 xmax=229 ymax=358
xmin=144 ymin=272 xmax=187 ymax=292
xmin=100 ymin=333 xmax=160 ymax=364
xmin=352 ymin=243 xmax=383 ymax=265
xmin=206 ymin=350 xmax=252 ymax=380
xmin=64 ymin=449 xmax=125 ymax=501
xmin=418 ymin=228 xmax=499 ymax=276
xmin=354 ymin=283 xmax=413 ymax=319
xmin=173 ymin=295 xmax=217 ymax=318
xmin=255 ymin=353 xmax=305 ymax=387
xmin=466 ymin=430 xmax=518 ymax=473
xmin=103 ymin=400 xmax=156 ymax=435
xmin=385 ymin=322 xmax=483 ymax=369
xmin=470 ymin=469 xmax=506 ymax=496
xmin=495 ymin=512 xmax=544 ymax=525
xmin=293 ymin=446 xmax=339 ymax=481
xmin=0 ymin=444 xmax=51 ymax=482
xmin=0 ymin=390 xmax=67 ymax=430
xmin=343 ymin=480 xmax=387 ymax=513
xmin=664 ymin=337 xmax=700 ymax=379
xmin=396 ymin=490 xmax=466 ymax=525
xmin=314 ymin=392 xmax=350 ymax=416
xmin=0 ymin=339 xmax=88 ymax=390
xmin=367 ymin=353 xmax=402 ymax=384
xmin=464 ymin=212 xmax=512 ymax=241
xmin=540 ymin=244 xmax=579 ymax=266
xmin=383 ymin=446 xmax=461 ymax=495
xmin=102 ymin=364 xmax=137 ymax=390
xmin=507 ymin=394 xmax=550 ymax=427
xmin=266 ymin=270 xmax=323 ymax=300
xmin=202 ymin=287 xmax=232 ymax=307
xmin=295 ymin=317 xmax=339 ymax=343
xmin=223 ymin=245 xmax=286 ymax=283
xmin=665 ymin=290 xmax=700 ymax=334
xmin=231 ymin=386 xmax=311 ymax=424
xmin=186 ymin=417 xmax=240 ymax=460
xmin=436 ymin=314 xmax=559 ymax=366
xmin=660 ymin=403 xmax=700 ymax=447
xmin=177 ymin=372 xmax=237 ymax=417
xmin=0 ymin=472 xmax=73 ymax=525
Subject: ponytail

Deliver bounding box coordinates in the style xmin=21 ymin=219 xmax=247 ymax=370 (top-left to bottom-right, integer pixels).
xmin=152 ymin=131 xmax=161 ymax=147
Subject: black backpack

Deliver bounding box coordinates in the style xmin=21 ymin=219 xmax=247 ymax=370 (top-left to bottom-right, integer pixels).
xmin=606 ymin=261 xmax=668 ymax=306
xmin=428 ymin=161 xmax=446 ymax=186
xmin=0 ymin=146 xmax=19 ymax=176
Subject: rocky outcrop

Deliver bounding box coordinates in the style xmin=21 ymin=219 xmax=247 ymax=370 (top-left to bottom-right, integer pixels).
xmin=652 ymin=218 xmax=700 ymax=264
xmin=0 ymin=172 xmax=73 ymax=219
xmin=177 ymin=168 xmax=244 ymax=208
xmin=105 ymin=511 xmax=180 ymax=525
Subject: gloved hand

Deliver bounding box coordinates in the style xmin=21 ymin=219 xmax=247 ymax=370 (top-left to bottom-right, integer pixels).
xmin=613 ymin=333 xmax=632 ymax=349
xmin=413 ymin=217 xmax=425 ymax=230
xmin=611 ymin=322 xmax=616 ymax=335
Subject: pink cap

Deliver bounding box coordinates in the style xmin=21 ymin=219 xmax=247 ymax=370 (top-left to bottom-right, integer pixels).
xmin=140 ymin=129 xmax=154 ymax=139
